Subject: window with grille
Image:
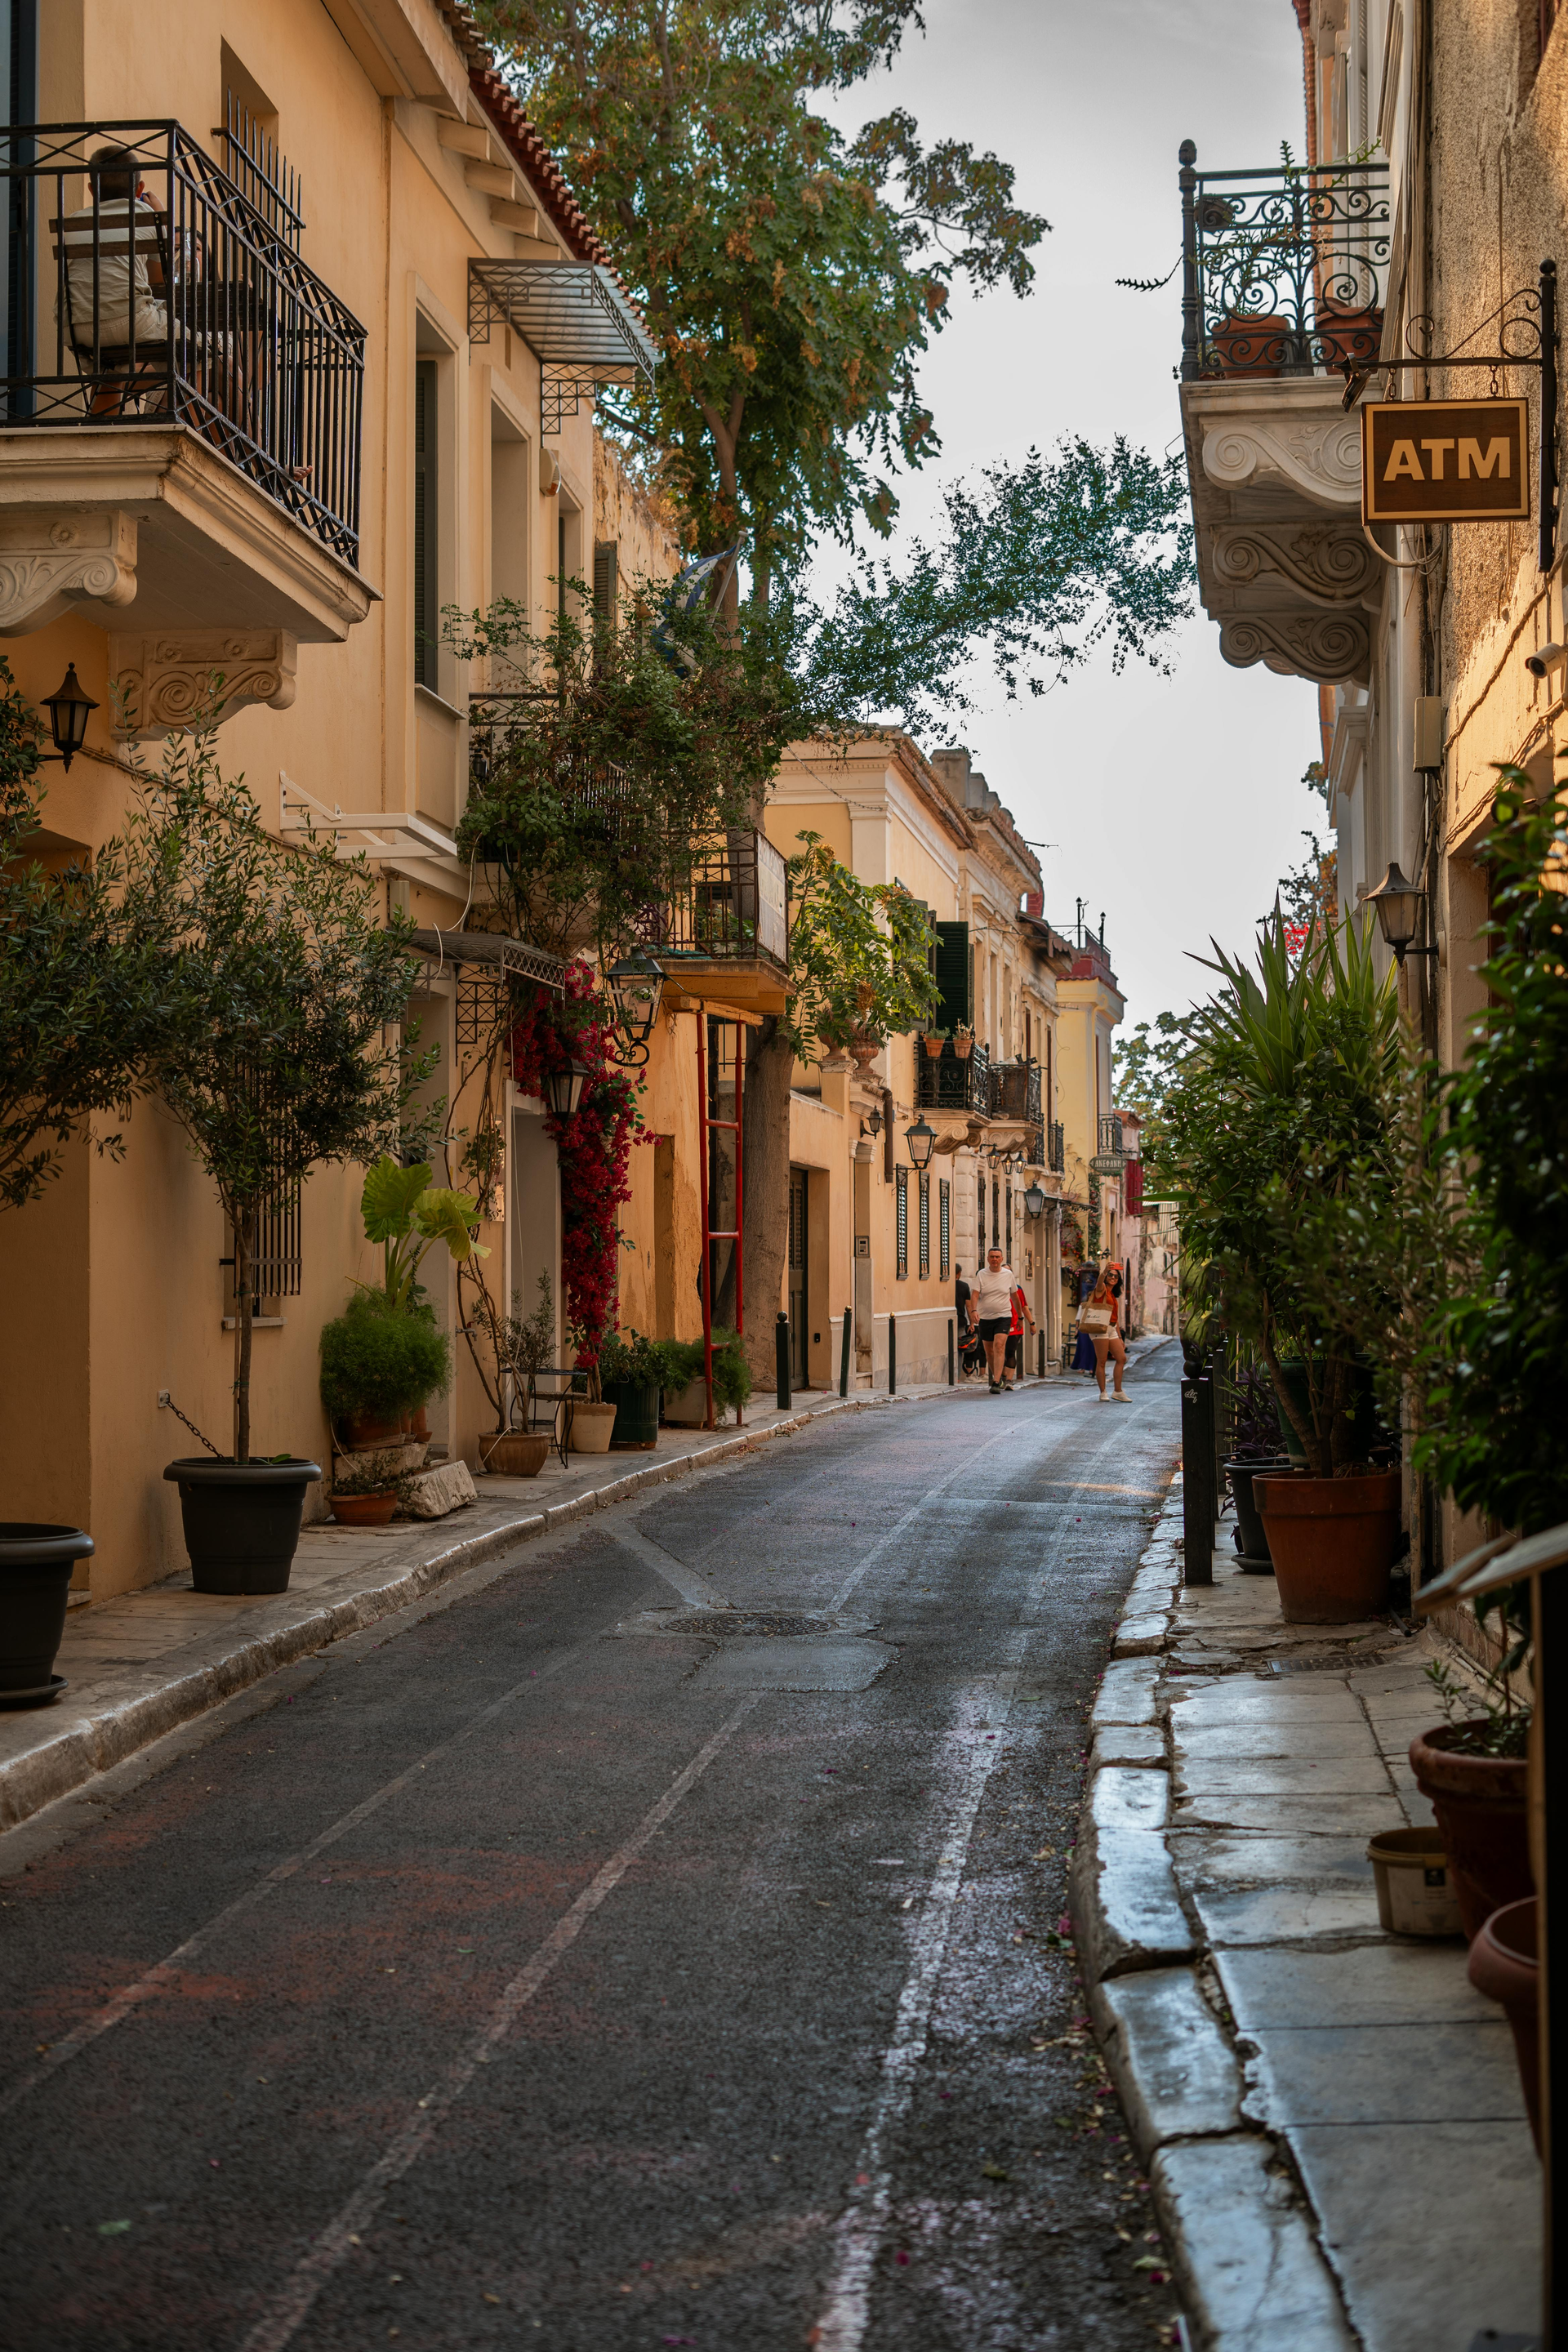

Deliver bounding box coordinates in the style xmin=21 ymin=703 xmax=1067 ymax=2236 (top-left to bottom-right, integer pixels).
xmin=414 ymin=358 xmax=439 ymax=685
xmin=918 ymin=1171 xmax=930 ymax=1277
xmin=895 ymin=1165 xmax=909 ymax=1279
xmin=939 ymin=1178 xmax=951 ymax=1277
xmin=221 ymin=1080 xmax=302 ymax=1307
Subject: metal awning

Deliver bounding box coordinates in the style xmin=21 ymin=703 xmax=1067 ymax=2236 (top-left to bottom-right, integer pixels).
xmin=468 ymin=261 xmax=657 ymax=433
xmin=408 ymin=927 xmax=567 ymax=992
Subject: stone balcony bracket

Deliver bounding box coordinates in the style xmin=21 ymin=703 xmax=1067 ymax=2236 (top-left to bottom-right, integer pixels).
xmin=1181 ymin=375 xmax=1378 ymax=687
xmin=111 ymin=632 xmax=299 ymax=738
xmin=0 ymin=509 xmax=137 ymax=636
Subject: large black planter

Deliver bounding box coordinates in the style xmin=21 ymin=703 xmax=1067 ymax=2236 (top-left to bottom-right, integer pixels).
xmin=1226 ymin=1458 xmax=1290 ymax=1570
xmin=163 ymin=1459 xmax=321 ymax=1596
xmin=0 ymin=1524 xmax=94 ymax=1700
xmin=605 ymin=1380 xmax=661 ymax=1450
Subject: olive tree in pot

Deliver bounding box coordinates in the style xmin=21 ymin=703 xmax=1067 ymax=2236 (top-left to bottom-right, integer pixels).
xmin=123 ymin=728 xmax=420 ymax=1595
xmin=0 ymin=660 xmax=169 ymax=1694
xmin=1160 ymin=911 xmax=1403 ymax=1623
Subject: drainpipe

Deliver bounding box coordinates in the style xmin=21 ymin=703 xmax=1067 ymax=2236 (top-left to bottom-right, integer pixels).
xmin=881 ymin=1085 xmax=895 ymax=1183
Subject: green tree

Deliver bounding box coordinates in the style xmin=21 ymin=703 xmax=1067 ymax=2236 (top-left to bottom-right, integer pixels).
xmin=482 ymin=0 xmax=1046 ymax=581
xmin=781 ymin=830 xmax=938 ymax=1058
xmin=122 ymin=732 xmax=421 ymax=1462
xmin=0 ymin=659 xmax=164 ymax=1212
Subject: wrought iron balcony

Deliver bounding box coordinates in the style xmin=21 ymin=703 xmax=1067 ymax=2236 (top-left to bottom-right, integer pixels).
xmin=989 ymin=1058 xmax=1042 ymax=1125
xmin=1048 ymin=1120 xmax=1065 ymax=1174
xmin=2 ymin=122 xmax=365 ymax=564
xmin=1099 ymin=1114 xmax=1125 ymax=1158
xmin=915 ymin=1040 xmax=991 ymax=1119
xmin=650 ymin=829 xmax=788 ymax=974
xmin=1178 ymin=143 xmax=1390 ymax=383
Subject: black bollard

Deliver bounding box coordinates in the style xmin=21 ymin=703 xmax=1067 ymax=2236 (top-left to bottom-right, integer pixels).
xmin=840 ymin=1308 xmax=852 ymax=1398
xmin=889 ymin=1313 xmax=897 ymax=1395
xmin=947 ymin=1316 xmax=956 ymax=1387
xmin=776 ymin=1312 xmax=791 ymax=1412
xmin=1182 ymin=1374 xmax=1215 ymax=1586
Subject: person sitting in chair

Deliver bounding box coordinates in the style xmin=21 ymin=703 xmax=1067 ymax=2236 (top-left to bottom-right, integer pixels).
xmin=59 ymin=147 xmax=169 ymax=409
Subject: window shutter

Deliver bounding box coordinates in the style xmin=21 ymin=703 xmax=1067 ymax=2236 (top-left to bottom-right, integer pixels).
xmin=933 ymin=920 xmax=970 ymax=1031
xmin=413 ymin=360 xmax=438 ymax=685
xmin=593 ymin=540 xmax=618 ymax=625
xmin=895 ymin=1166 xmax=909 ymax=1279
xmin=939 ymin=1178 xmax=951 ymax=1277
xmin=918 ymin=1172 xmax=931 ymax=1278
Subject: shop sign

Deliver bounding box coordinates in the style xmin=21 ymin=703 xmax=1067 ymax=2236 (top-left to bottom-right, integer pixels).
xmin=1361 ymin=399 xmax=1530 ymax=524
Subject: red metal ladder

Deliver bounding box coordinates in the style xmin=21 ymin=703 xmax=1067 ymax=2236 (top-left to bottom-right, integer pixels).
xmin=695 ymin=1013 xmax=744 ymax=1430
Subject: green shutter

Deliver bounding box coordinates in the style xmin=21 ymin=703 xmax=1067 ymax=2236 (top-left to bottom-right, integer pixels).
xmin=933 ymin=920 xmax=969 ymax=1031
xmin=413 ymin=360 xmax=438 ymax=686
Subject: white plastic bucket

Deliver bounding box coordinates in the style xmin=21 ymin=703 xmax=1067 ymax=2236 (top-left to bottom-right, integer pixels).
xmin=1366 ymin=1827 xmax=1464 ymax=1937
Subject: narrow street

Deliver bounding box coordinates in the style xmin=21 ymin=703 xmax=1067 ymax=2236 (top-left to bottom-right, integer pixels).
xmin=1 ymin=1354 xmax=1182 ymax=2352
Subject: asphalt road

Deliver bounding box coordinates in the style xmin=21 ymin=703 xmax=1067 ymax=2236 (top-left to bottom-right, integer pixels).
xmin=0 ymin=1348 xmax=1183 ymax=2352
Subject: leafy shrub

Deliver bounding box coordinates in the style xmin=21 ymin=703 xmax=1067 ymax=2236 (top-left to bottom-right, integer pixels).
xmin=598 ymin=1326 xmax=682 ymax=1389
xmin=320 ymin=1294 xmax=450 ymax=1424
xmin=659 ymin=1329 xmax=752 ymax=1414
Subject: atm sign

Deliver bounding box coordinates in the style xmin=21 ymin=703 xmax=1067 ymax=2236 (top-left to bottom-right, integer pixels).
xmin=1362 ymin=399 xmax=1530 ymax=524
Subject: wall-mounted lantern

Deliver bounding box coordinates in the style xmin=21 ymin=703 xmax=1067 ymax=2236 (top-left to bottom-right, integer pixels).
xmin=545 ymin=1058 xmax=591 ymax=1119
xmin=606 ymin=950 xmax=664 ymax=1067
xmin=904 ymin=1115 xmax=936 ymax=1170
xmin=1365 ymin=862 xmax=1437 ymax=965
xmin=40 ymin=665 xmax=97 ymax=770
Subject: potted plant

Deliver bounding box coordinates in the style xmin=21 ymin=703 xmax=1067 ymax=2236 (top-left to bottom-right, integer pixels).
xmin=1408 ymin=1631 xmax=1532 ymax=1943
xmin=479 ymin=1272 xmax=556 ymax=1477
xmin=566 ymin=1312 xmax=617 ymax=1454
xmin=660 ymin=1330 xmax=753 ymax=1427
xmin=124 ymin=728 xmax=417 ymax=1595
xmin=1223 ymin=1361 xmax=1290 ymax=1570
xmin=320 ymin=1294 xmax=451 ymax=1453
xmin=599 ymin=1326 xmax=672 ymax=1449
xmin=1161 ymin=912 xmax=1404 ymax=1624
xmin=922 ymin=1027 xmax=949 ymax=1058
xmin=327 ymin=1448 xmax=408 ymax=1528
xmin=951 ymin=1022 xmax=975 ymax=1061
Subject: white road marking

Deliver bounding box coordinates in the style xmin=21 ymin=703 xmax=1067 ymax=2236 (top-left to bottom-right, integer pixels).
xmin=235 ymin=1695 xmax=760 ymax=2352
xmin=0 ymin=1637 xmax=599 ymax=2120
xmin=611 ymin=1519 xmax=731 ymax=1609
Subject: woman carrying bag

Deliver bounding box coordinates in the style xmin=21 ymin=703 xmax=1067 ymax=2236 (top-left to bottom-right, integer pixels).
xmin=1078 ymin=1267 xmax=1129 ymax=1402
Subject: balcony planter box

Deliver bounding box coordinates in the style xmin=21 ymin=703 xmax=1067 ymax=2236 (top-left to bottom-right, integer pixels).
xmin=0 ymin=1524 xmax=95 ymax=1703
xmin=1210 ymin=312 xmax=1290 ymax=378
xmin=1468 ymin=1899 xmax=1541 ymax=2152
xmin=163 ymin=1458 xmax=322 ymax=1596
xmin=1253 ymin=1467 xmax=1401 ymax=1623
xmin=481 ymin=1432 xmax=551 ymax=1477
xmin=567 ymin=1401 xmax=617 ymax=1454
xmin=606 ymin=1380 xmax=661 ymax=1449
xmin=1409 ymin=1724 xmax=1532 ymax=1942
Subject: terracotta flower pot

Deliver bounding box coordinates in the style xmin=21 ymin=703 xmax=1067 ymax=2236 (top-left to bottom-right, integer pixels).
xmin=483 ymin=1431 xmax=551 ymax=1477
xmin=330 ymin=1491 xmax=398 ymax=1526
xmin=1316 ymin=301 xmax=1383 ymax=369
xmin=1253 ymin=1468 xmax=1401 ymax=1622
xmin=952 ymin=1035 xmax=973 ymax=1060
xmin=1210 ymin=311 xmax=1292 ymax=376
xmin=922 ymin=1035 xmax=947 ymax=1058
xmin=1467 ymin=1897 xmax=1540 ymax=2153
xmin=342 ymin=1410 xmax=408 ymax=1452
xmin=1408 ymin=1722 xmax=1532 ymax=1941
xmin=568 ymin=1400 xmax=617 ymax=1454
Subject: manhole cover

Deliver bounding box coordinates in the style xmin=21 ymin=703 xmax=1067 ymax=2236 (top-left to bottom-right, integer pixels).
xmin=619 ymin=1608 xmax=872 ymax=1640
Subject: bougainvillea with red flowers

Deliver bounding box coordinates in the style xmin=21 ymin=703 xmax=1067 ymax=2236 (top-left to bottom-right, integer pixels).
xmin=510 ymin=960 xmax=640 ymax=1372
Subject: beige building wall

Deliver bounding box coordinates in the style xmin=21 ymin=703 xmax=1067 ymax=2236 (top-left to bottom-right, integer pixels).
xmin=0 ymin=0 xmax=669 ymax=1592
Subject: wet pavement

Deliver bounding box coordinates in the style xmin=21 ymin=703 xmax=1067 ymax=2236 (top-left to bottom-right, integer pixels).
xmin=0 ymin=1350 xmax=1183 ymax=2352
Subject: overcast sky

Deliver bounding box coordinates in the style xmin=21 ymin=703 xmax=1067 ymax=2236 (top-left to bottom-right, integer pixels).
xmin=807 ymin=0 xmax=1326 ymax=1036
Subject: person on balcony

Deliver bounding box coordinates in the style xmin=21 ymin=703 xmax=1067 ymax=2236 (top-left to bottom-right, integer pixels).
xmin=58 ymin=147 xmax=169 ymax=409
xmin=971 ymin=1246 xmax=1019 ymax=1395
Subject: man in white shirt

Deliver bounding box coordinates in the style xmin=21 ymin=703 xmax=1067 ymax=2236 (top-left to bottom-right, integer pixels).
xmin=971 ymin=1246 xmax=1019 ymax=1394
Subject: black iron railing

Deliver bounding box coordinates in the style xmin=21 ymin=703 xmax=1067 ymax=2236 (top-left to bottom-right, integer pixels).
xmin=915 ymin=1039 xmax=991 ymax=1117
xmin=1 ymin=122 xmax=364 ymax=564
xmin=1048 ymin=1120 xmax=1065 ymax=1174
xmin=1051 ymin=908 xmax=1111 ymax=956
xmin=990 ymin=1058 xmax=1041 ymax=1125
xmin=1099 ymin=1113 xmax=1125 ymax=1159
xmin=1178 ymin=141 xmax=1390 ymax=382
xmin=655 ymin=829 xmax=788 ymax=971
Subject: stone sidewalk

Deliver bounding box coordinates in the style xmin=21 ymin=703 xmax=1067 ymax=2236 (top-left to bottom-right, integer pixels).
xmin=2 ymin=1379 xmax=973 ymax=1838
xmin=1070 ymin=1476 xmax=1541 ymax=2352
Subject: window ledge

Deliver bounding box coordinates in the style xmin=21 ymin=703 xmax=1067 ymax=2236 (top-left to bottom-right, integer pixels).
xmin=415 ymin=681 xmax=466 ymax=724
xmin=221 ymin=1316 xmax=287 ymax=1330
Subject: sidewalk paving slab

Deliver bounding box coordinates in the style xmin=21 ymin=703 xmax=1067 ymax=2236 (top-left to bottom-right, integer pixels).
xmin=1068 ymin=1470 xmax=1543 ymax=2352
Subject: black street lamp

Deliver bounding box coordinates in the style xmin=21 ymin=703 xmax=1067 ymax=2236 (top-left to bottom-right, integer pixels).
xmin=545 ymin=1058 xmax=591 ymax=1119
xmin=606 ymin=950 xmax=663 ymax=1067
xmin=40 ymin=665 xmax=98 ymax=771
xmin=1365 ymin=862 xmax=1437 ymax=965
xmin=1023 ymin=1181 xmax=1047 ymax=1219
xmin=905 ymin=1114 xmax=936 ymax=1170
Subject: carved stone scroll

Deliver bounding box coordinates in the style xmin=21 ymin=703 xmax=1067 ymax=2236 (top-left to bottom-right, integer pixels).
xmin=1218 ymin=612 xmax=1370 ymax=684
xmin=110 ymin=631 xmax=299 ymax=736
xmin=0 ymin=511 xmax=137 ymax=634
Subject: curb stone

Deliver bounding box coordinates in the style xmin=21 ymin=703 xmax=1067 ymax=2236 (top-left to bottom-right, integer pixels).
xmin=0 ymin=1389 xmax=901 ymax=1838
xmin=1068 ymin=1468 xmax=1356 ymax=2352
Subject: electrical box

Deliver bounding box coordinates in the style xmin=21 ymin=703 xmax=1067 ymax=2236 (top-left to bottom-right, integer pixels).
xmin=1413 ymin=697 xmax=1446 ymax=772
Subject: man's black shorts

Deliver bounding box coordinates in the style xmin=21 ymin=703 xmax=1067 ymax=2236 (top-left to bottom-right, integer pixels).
xmin=978 ymin=1316 xmax=1010 ymax=1342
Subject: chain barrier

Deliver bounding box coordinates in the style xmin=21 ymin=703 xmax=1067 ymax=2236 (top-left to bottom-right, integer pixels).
xmin=160 ymin=1394 xmax=225 ymax=1459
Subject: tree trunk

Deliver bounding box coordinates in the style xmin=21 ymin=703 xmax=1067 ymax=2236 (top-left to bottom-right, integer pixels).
xmin=741 ymin=1017 xmax=793 ymax=1390
xmin=233 ymin=1202 xmax=255 ymax=1464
